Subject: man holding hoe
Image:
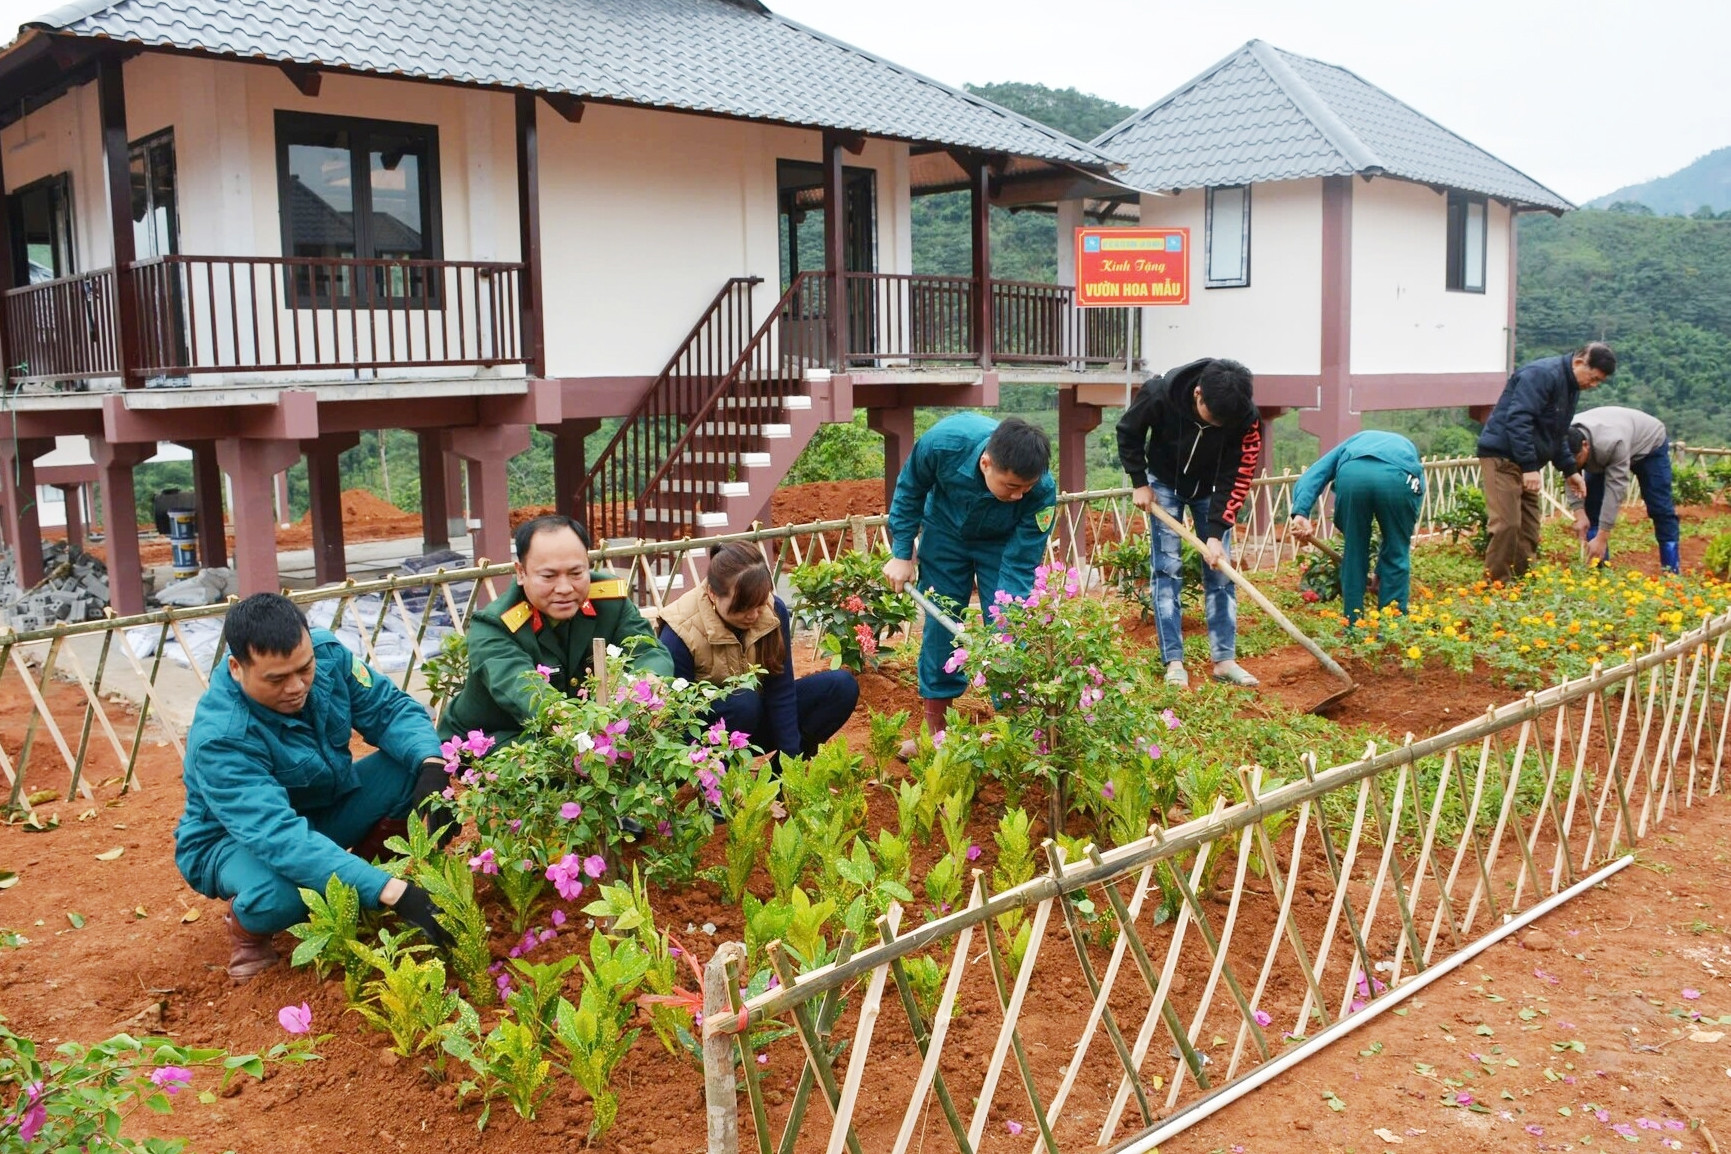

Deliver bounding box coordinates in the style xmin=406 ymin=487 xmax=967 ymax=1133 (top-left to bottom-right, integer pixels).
xmin=882 ymin=414 xmax=1057 ymax=759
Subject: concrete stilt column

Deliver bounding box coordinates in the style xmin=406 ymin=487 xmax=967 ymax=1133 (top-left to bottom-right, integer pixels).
xmin=546 ymin=419 xmax=601 ymax=521
xmin=303 ymin=432 xmax=360 ymax=587
xmin=445 ymin=449 xmax=467 ymax=539
xmin=90 ymin=440 xmax=154 ymax=616
xmin=190 ymin=440 xmax=228 ymax=569
xmin=216 ymin=438 xmax=304 ymax=596
xmin=1056 ymin=390 xmax=1102 ymax=556
xmin=448 ymin=425 xmax=531 ymax=566
xmin=55 ymin=484 xmax=84 ymax=550
xmin=1298 ymin=406 xmax=1361 ymax=457
xmin=0 ymin=437 xmax=52 ymax=587
xmin=417 ymin=431 xmax=452 ymax=552
xmin=865 ymin=406 xmax=917 ymax=513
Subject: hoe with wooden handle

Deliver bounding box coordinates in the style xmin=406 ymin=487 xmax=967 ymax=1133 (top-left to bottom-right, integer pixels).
xmin=1146 ymin=503 xmax=1358 ymax=713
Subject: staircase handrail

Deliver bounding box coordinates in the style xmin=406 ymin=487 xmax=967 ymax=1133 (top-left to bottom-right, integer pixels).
xmin=577 ymin=275 xmax=763 ymax=525
xmin=630 ymin=272 xmax=820 ymax=526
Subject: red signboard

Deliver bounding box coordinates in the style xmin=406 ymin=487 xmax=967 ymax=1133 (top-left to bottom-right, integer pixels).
xmin=1074 ymin=227 xmax=1190 ymax=307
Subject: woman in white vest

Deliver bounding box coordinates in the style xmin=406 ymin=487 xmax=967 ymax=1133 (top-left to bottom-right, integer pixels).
xmin=658 ymin=542 xmax=858 ymax=762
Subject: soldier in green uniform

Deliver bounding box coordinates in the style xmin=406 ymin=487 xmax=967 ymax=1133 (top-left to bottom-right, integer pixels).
xmin=439 ymin=515 xmax=673 ymax=745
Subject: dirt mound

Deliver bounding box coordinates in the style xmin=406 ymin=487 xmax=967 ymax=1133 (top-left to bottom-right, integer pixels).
xmin=291 ymin=488 xmax=414 ymax=528
xmin=770 ymin=479 xmax=886 ymax=527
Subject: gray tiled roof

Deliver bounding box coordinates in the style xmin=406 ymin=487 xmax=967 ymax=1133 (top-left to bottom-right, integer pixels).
xmin=1094 ymin=40 xmax=1571 ymax=211
xmin=34 ymin=0 xmax=1114 ymax=167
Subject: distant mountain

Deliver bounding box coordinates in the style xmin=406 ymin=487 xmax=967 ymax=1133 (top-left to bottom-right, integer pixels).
xmin=1587 ymin=146 xmax=1731 ymax=216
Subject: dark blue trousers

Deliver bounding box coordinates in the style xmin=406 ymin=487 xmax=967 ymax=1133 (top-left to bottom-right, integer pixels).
xmin=708 ymin=670 xmax=859 ymax=759
xmin=1585 ymin=443 xmax=1680 ymax=548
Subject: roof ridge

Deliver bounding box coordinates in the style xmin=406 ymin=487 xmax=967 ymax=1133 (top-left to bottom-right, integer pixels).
xmin=1247 ymin=39 xmax=1382 ymax=175
xmin=28 ymin=0 xmax=121 ymax=31
xmin=1091 ymin=41 xmax=1253 ymax=148
xmin=762 ymin=9 xmax=1117 ymax=166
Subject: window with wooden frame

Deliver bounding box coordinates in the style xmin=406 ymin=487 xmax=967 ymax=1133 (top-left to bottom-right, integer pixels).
xmin=9 ymin=172 xmax=75 ymax=285
xmin=275 ymin=111 xmax=442 ymax=306
xmin=1204 ymin=184 xmax=1250 ymax=288
xmin=1446 ymin=191 xmax=1487 ymax=293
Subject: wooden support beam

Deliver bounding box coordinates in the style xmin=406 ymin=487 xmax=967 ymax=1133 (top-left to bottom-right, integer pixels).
xmin=542 ymin=92 xmax=584 ymax=123
xmin=97 ymin=55 xmax=142 ymax=388
xmin=970 ymin=158 xmax=993 ymax=369
xmin=277 ymin=61 xmax=321 ymax=97
xmin=823 ymin=131 xmax=847 ymax=369
xmin=515 ymin=92 xmax=547 ymax=378
xmin=829 ymin=129 xmax=866 ymax=156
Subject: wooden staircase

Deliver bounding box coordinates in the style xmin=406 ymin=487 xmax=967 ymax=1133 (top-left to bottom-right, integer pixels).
xmin=578 ymin=272 xmax=852 ymax=550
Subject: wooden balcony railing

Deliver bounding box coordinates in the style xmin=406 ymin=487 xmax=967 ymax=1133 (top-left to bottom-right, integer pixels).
xmin=3 ymin=269 xmax=119 ymax=384
xmin=838 ymin=272 xmax=1134 ymax=371
xmin=129 ymin=256 xmax=525 ymax=378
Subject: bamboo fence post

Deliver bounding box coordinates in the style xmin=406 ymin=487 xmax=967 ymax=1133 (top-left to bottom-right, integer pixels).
xmin=1364 ymin=766 xmax=1427 ymax=980
xmin=775 ymin=931 xmax=858 ymax=1154
xmin=825 ymin=907 xmax=898 ymax=1154
xmin=1414 ymin=749 xmax=1467 ymax=965
xmin=1552 ymin=689 xmax=1597 ymax=890
xmin=1294 ymin=759 xmax=1377 ymax=1029
xmin=1481 ymin=720 xmax=1549 ymax=913
xmin=1647 ymin=644 xmax=1690 ymax=827
xmin=1096 ymin=836 xmax=1216 ymax=1145
xmin=10 ymin=640 xmax=91 ymax=800
xmin=767 ymin=944 xmax=864 ymax=1154
xmin=1229 ymin=769 xmax=1325 ymax=1081
xmin=705 ymin=942 xmax=745 ymax=1154
xmin=1336 ymin=761 xmax=1407 ymax=1021
xmin=1629 ymin=652 xmax=1665 ymax=837
xmin=966 ymin=875 xmax=1054 ymax=1153
xmin=1041 ymin=842 xmax=1153 ymax=1131
xmin=164 ymin=617 xmax=209 ymax=691
xmin=62 ymin=635 xmax=130 ymax=797
xmin=1660 ymin=642 xmax=1704 ymax=819
xmin=888 ymin=885 xmax=977 ymax=1154
xmin=1453 ymin=730 xmax=1504 ymax=935
xmin=723 ymin=956 xmax=773 ymax=1154
xmin=592 ymin=638 xmax=609 ymax=701
xmin=113 ymin=619 xmax=185 ymax=766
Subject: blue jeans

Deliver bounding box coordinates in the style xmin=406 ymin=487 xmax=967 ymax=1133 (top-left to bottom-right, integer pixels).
xmin=1585 ymin=442 xmax=1679 ymax=547
xmin=1148 ymin=477 xmax=1237 ymax=665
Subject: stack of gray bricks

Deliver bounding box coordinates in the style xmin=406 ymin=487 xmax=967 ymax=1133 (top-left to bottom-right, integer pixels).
xmin=0 ymin=542 xmax=111 ymax=632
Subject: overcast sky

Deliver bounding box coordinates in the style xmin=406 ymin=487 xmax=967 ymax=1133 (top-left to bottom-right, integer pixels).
xmin=770 ymin=0 xmax=1731 ymax=206
xmin=4 ymin=0 xmax=1723 ymax=205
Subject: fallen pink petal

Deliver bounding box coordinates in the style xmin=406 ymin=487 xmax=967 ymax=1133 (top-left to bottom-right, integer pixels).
xmin=277 ymin=1002 xmax=313 ymax=1034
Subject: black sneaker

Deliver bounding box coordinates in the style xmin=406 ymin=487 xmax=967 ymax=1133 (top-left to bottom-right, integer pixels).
xmin=618 ymin=815 xmax=646 ymax=837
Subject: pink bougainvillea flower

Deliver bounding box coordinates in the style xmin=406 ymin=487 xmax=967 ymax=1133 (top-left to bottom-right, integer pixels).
xmin=756 ymin=1053 xmax=769 ymax=1065
xmin=535 ymin=663 xmax=555 ymax=679
xmin=1524 ymin=1125 xmax=1544 ymax=1137
xmin=689 ymin=746 xmax=710 ymax=765
xmin=1533 ymin=968 xmax=1558 ymax=984
xmin=1160 ymin=708 xmax=1181 ymax=730
xmin=965 ymin=844 xmax=981 ymax=862
xmin=560 ymin=802 xmax=582 ymax=820
xmin=546 ymin=854 xmax=585 ymax=901
xmin=1454 ymin=1092 xmax=1473 ymax=1106
xmin=538 ymin=928 xmax=557 ymax=944
xmin=1101 ymin=781 xmax=1116 ymax=800
xmin=1253 ymin=1010 xmax=1272 ymax=1028
xmin=1593 ymin=1108 xmax=1610 ymax=1122
xmin=942 ymin=647 xmax=969 ymax=674
xmin=707 ymin=720 xmax=729 ymax=745
xmin=583 ymin=854 xmax=608 ymax=879
xmin=468 ymin=847 xmax=498 ymax=875
xmin=1611 ymin=1123 xmax=1637 ymax=1139
xmin=1005 ymin=1121 xmax=1024 ymax=1136
xmin=604 ymin=718 xmax=630 ymax=737
xmin=8 ymin=1081 xmax=45 ymax=1142
xmin=656 ymin=820 xmax=673 ymax=837
xmin=1637 ymin=1119 xmax=1662 ymax=1130
xmin=729 ymin=730 xmax=750 ymax=750
xmin=1682 ymin=988 xmax=1702 ymax=1000
xmin=1664 ymin=1120 xmax=1686 ymax=1130
xmin=151 ymin=1066 xmax=194 ymax=1093
xmin=463 ymin=730 xmax=495 ymax=757
xmin=278 ymin=1002 xmax=313 ymax=1034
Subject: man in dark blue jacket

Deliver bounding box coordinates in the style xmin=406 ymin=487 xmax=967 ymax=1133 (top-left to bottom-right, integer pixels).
xmin=882 ymin=414 xmax=1056 ymax=754
xmin=1475 ymin=343 xmax=1615 ymax=581
xmin=177 ymin=594 xmax=455 ymax=981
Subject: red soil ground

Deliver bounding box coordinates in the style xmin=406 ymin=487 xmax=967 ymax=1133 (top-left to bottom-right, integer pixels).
xmin=6 ymin=483 xmax=1727 ymax=1151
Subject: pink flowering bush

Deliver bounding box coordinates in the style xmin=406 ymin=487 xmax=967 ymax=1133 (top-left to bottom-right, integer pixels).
xmin=788 ymin=548 xmax=917 ymax=671
xmin=944 ymin=561 xmax=1184 ymax=831
xmin=448 ymin=649 xmax=759 ymax=930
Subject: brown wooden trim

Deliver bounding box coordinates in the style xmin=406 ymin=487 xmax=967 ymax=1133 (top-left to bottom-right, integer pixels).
xmin=515 ymin=92 xmax=546 ymax=378
xmin=1349 ymin=372 xmax=1506 ymax=409
xmin=1252 ymin=374 xmax=1322 ymax=409
xmin=970 ymin=157 xmax=993 ymax=370
xmin=823 ymin=131 xmax=846 ymax=368
xmin=97 ymin=55 xmax=142 ymax=389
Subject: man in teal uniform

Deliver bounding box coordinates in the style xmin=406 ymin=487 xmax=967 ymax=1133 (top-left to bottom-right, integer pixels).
xmin=1290 ymin=430 xmax=1425 ymax=623
xmin=882 ymin=415 xmax=1056 ymax=756
xmin=176 ymin=593 xmax=456 ymax=981
xmin=439 ymin=515 xmax=673 ymax=746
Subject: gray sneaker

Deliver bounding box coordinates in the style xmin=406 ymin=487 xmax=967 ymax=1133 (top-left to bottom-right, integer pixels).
xmin=1164 ymin=662 xmax=1190 ymax=688
xmin=1212 ymin=661 xmax=1260 ymax=687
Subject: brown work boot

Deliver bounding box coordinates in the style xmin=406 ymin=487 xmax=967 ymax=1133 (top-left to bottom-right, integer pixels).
xmin=897 ymin=697 xmax=955 ymax=761
xmin=348 ymin=816 xmax=407 ymax=863
xmin=224 ymin=906 xmax=280 ymax=982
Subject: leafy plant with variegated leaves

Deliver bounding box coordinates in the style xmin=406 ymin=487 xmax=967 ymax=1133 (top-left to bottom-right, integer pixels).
xmin=555 ymin=933 xmax=652 ymax=1143
xmin=347 ymin=928 xmax=464 ymax=1061
xmin=287 ymin=876 xmax=367 ymax=999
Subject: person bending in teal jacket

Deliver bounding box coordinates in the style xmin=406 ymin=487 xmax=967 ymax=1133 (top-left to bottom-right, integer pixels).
xmin=176 ymin=593 xmax=455 ymax=981
xmin=881 ymin=414 xmax=1056 ymax=757
xmin=1289 ymin=431 xmax=1425 ymax=623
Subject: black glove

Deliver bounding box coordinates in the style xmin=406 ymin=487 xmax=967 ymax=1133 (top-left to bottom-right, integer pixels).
xmin=392 ymin=883 xmax=456 ymax=952
xmin=411 ymin=758 xmax=459 ymax=847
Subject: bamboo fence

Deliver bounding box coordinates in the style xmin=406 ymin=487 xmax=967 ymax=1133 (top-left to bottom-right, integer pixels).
xmin=699 ymin=610 xmax=1731 ymax=1154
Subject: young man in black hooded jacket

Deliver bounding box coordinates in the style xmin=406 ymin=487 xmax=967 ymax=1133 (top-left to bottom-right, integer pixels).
xmin=1116 ymin=357 xmax=1262 ymax=688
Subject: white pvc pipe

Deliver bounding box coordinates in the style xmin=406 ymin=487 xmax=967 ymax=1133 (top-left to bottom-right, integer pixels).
xmin=1109 ymin=854 xmax=1633 ymax=1154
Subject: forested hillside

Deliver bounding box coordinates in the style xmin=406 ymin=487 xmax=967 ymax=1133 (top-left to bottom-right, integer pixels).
xmin=1586 ymin=145 xmax=1731 ymax=216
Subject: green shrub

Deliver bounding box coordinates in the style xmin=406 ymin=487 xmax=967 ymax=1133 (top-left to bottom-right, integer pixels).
xmin=1672 ymin=466 xmax=1714 ymax=507
xmin=1436 ymin=486 xmax=1489 ymax=556
xmin=1705 ymin=533 xmax=1731 ymax=579
xmin=786 ymin=547 xmax=918 ymax=671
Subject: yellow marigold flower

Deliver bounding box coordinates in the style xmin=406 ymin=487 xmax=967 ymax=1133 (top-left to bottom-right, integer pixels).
xmin=1406 ymin=646 xmax=1422 ymax=660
